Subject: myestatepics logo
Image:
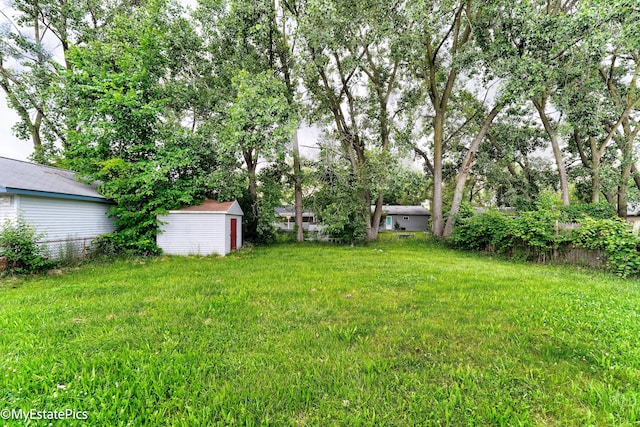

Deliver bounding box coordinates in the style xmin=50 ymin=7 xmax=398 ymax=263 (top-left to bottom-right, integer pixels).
xmin=1 ymin=408 xmax=88 ymax=422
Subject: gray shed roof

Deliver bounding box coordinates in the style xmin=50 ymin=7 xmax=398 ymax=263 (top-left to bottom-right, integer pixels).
xmin=0 ymin=157 xmax=107 ymax=202
xmin=376 ymin=205 xmax=431 ymax=216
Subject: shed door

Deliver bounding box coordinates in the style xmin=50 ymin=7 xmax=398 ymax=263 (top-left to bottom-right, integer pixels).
xmin=230 ymin=218 xmax=238 ymax=251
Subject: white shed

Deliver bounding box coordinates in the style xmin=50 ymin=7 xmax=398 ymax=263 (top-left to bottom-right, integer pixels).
xmin=157 ymin=200 xmax=243 ymax=256
xmin=0 ymin=157 xmax=116 ymax=256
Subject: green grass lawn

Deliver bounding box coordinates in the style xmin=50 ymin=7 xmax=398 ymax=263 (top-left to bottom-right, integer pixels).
xmin=1 ymin=235 xmax=640 ymax=426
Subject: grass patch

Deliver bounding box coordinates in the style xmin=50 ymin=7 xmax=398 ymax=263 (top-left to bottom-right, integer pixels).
xmin=1 ymin=235 xmax=639 ymax=425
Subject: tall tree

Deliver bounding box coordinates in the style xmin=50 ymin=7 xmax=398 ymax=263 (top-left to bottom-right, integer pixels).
xmin=297 ymin=0 xmax=403 ymax=241
xmin=218 ymin=70 xmax=296 ymax=242
xmin=0 ymin=0 xmax=139 ymax=162
xmin=405 ymin=0 xmax=483 ymax=236
xmin=62 ymin=0 xmax=225 ymax=253
xmin=196 ymin=0 xmax=303 ymax=242
xmin=476 ymin=0 xmax=611 ymax=208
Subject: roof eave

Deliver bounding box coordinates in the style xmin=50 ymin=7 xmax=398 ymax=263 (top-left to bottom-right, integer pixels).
xmin=0 ymin=187 xmax=112 ymax=203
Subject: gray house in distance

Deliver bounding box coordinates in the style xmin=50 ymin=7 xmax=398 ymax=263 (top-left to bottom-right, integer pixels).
xmin=0 ymin=157 xmax=116 ymax=256
xmin=274 ymin=206 xmax=321 ymax=231
xmin=377 ymin=205 xmax=431 ymax=232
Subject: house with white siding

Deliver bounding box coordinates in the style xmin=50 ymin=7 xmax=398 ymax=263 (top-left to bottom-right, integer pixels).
xmin=157 ymin=200 xmax=243 ymax=256
xmin=0 ymin=157 xmax=116 ymax=256
xmin=274 ymin=206 xmax=322 ymax=231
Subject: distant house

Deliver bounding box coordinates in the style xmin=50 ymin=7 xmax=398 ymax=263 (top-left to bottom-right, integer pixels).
xmin=0 ymin=157 xmax=116 ymax=256
xmin=274 ymin=206 xmax=322 ymax=231
xmin=627 ymin=203 xmax=640 ymax=231
xmin=157 ymin=200 xmax=243 ymax=256
xmin=475 ymin=206 xmax=517 ymax=216
xmin=376 ymin=205 xmax=431 ymax=232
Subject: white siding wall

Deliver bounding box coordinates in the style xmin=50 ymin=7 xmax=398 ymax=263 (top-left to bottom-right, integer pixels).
xmin=18 ymin=195 xmax=115 ymax=242
xmin=0 ymin=195 xmax=18 ymax=224
xmin=157 ymin=213 xmax=227 ymax=256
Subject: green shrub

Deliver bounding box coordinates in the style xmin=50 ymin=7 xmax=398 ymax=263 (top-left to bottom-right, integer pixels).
xmin=88 ymin=232 xmax=159 ymax=257
xmin=320 ymin=202 xmax=368 ymax=244
xmin=559 ymin=202 xmax=616 ymax=222
xmin=0 ymin=217 xmax=53 ymax=274
xmin=452 ymin=206 xmax=640 ymax=277
xmin=573 ymin=217 xmax=640 ymax=277
xmin=509 ymin=210 xmax=559 ymax=255
xmin=451 ymin=210 xmax=511 ymax=252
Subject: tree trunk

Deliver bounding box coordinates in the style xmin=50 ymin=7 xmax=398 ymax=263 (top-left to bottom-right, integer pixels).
xmin=532 ymin=98 xmax=570 ymax=205
xmin=244 ymin=151 xmax=258 ymax=204
xmin=368 ymin=193 xmax=384 ymax=241
xmin=292 ymin=130 xmax=304 ymax=242
xmin=589 ymin=136 xmax=601 ymax=203
xmin=617 ymin=137 xmax=634 ymax=219
xmin=443 ymin=104 xmax=501 ymax=237
xmin=431 ymin=113 xmax=445 ymax=236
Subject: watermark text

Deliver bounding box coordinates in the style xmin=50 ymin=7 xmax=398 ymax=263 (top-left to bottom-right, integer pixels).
xmin=1 ymin=408 xmax=88 ymax=422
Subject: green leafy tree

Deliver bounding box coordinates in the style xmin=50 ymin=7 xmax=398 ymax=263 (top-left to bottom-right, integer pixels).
xmin=472 ymin=113 xmax=557 ymax=210
xmin=297 ymin=0 xmax=404 ymax=241
xmin=0 ymin=0 xmax=141 ymax=162
xmin=475 ymin=0 xmax=618 ymax=208
xmin=62 ymin=0 xmax=225 ymax=254
xmin=196 ymin=0 xmax=304 ymax=242
xmin=383 ymin=166 xmax=429 ymax=206
xmin=219 ymin=70 xmax=296 ymax=242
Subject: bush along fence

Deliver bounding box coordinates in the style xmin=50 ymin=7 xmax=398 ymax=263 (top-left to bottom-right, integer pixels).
xmin=0 ymin=217 xmax=96 ymax=275
xmin=451 ymin=205 xmax=640 ymax=277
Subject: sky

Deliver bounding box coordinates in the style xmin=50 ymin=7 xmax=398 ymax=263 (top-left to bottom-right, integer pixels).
xmin=0 ymin=91 xmax=32 ymax=161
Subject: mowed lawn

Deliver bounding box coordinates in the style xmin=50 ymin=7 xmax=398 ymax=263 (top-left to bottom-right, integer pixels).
xmin=1 ymin=236 xmax=640 ymax=426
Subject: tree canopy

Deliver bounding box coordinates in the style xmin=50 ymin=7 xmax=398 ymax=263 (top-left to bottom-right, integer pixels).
xmin=2 ymin=0 xmax=639 ymax=247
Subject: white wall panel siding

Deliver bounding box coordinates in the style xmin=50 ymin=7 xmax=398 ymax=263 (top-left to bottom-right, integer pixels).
xmin=226 ymin=203 xmax=244 ymax=216
xmin=0 ymin=195 xmax=17 ymax=224
xmin=158 ymin=213 xmax=228 ymax=256
xmin=18 ymin=196 xmax=115 ymax=241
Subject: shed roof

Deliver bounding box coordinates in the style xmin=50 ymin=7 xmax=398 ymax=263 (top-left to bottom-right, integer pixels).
xmin=0 ymin=156 xmax=107 ymax=202
xmin=171 ymin=200 xmax=244 ymax=215
xmin=376 ymin=205 xmax=431 ymax=216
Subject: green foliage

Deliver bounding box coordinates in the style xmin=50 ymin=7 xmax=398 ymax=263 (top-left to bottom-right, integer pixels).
xmin=86 ymin=233 xmax=122 ymax=258
xmin=573 ymin=217 xmax=640 ymax=278
xmin=509 ymin=210 xmax=559 ymax=253
xmin=62 ymin=2 xmax=223 ymax=254
xmin=221 ymin=70 xmax=295 ymax=156
xmin=320 ymin=201 xmax=368 ymax=244
xmin=0 ymin=217 xmax=52 ymax=274
xmin=218 ymin=69 xmax=296 ymax=244
xmin=239 ymin=163 xmax=289 ymax=244
xmin=311 ymin=157 xmax=368 ymax=243
xmin=451 ymin=210 xmax=512 ymax=252
xmin=383 ymin=167 xmax=429 ymax=205
xmin=453 ymin=203 xmax=640 ymax=277
xmin=535 ymin=190 xmax=563 ymax=211
xmin=559 ymin=202 xmax=617 ymax=222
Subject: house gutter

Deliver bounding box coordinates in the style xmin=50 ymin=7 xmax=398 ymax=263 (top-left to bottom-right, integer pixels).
xmin=0 ymin=186 xmax=112 ymax=203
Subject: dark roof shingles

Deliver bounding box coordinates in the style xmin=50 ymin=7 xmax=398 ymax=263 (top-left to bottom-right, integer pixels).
xmin=0 ymin=157 xmax=104 ymax=199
